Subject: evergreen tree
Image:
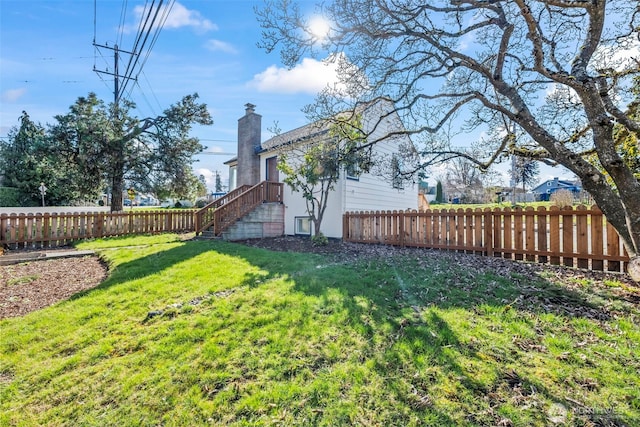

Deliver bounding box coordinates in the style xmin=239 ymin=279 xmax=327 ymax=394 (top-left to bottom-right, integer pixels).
xmin=48 ymin=93 xmax=212 ymax=211
xmin=435 ymin=181 xmax=443 ymax=204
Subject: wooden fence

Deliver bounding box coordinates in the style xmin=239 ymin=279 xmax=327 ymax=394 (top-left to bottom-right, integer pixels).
xmin=343 ymin=205 xmax=630 ymax=273
xmin=0 ymin=210 xmax=196 ymax=249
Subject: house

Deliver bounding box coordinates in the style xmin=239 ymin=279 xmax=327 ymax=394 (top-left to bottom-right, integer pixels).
xmin=220 ymin=100 xmax=418 ymax=239
xmin=531 ymin=177 xmax=582 ymax=201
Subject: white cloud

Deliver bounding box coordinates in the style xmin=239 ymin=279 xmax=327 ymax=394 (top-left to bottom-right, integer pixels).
xmin=249 ymin=57 xmax=342 ymax=95
xmin=125 ymin=1 xmax=216 ymax=33
xmin=204 ymin=39 xmax=237 ymax=54
xmin=202 ymin=145 xmax=231 ymax=154
xmin=163 ymin=2 xmax=216 ymax=32
xmin=196 ymin=168 xmax=216 ymax=189
xmin=591 ymin=35 xmax=640 ymax=72
xmin=197 ymin=167 xmax=229 ymax=191
xmin=1 ymin=88 xmax=26 ymax=103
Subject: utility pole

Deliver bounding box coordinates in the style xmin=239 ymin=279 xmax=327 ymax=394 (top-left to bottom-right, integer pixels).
xmin=93 ymin=43 xmax=137 ymax=105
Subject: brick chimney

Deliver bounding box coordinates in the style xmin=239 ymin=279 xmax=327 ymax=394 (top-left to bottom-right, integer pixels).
xmin=237 ymin=103 xmax=261 ymax=186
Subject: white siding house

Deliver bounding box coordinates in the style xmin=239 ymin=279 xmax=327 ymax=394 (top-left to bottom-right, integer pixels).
xmin=227 ymin=100 xmax=418 ymax=239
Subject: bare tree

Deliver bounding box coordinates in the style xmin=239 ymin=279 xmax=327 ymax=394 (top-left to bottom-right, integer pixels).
xmin=257 ymin=0 xmax=640 ymax=280
xmin=444 ymin=158 xmax=485 ymax=204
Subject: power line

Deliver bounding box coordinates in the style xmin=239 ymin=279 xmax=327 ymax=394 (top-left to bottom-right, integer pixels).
xmin=93 ymin=0 xmax=174 ymax=106
xmin=117 ymin=0 xmax=128 ymax=48
xmin=119 ymin=0 xmax=156 ymax=96
xmin=121 ymin=0 xmax=176 ymax=99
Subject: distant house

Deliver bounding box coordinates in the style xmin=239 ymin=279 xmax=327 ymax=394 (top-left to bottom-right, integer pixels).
xmin=223 ymin=100 xmax=418 ymax=239
xmin=531 ymin=177 xmax=582 ymax=201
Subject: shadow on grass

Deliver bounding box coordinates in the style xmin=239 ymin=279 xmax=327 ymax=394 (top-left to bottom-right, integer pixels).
xmin=74 ymin=238 xmax=636 ymax=425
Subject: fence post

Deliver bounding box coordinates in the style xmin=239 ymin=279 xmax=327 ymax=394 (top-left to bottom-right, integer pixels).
xmin=96 ymin=212 xmax=104 ymax=238
xmin=42 ymin=213 xmax=50 ymax=249
xmin=525 ymin=206 xmax=535 ymax=262
xmin=399 ymin=210 xmax=405 ymax=247
xmin=562 ymin=206 xmax=574 ymax=267
xmin=537 ymin=206 xmax=548 ymax=264
xmin=576 ymin=205 xmax=589 ymax=269
xmin=591 ymin=205 xmax=604 ymax=271
xmin=343 ymin=212 xmax=349 ymax=241
xmin=128 ymin=211 xmax=134 ymax=234
xmin=0 ymin=214 xmax=5 ymax=246
xmin=606 ymin=222 xmax=621 ymax=272
xmin=547 ymin=206 xmax=559 ymax=265
xmin=484 ymin=208 xmax=493 ymax=257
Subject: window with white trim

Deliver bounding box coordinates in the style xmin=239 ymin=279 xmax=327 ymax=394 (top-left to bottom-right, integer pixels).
xmin=295 ymin=216 xmax=312 ymax=235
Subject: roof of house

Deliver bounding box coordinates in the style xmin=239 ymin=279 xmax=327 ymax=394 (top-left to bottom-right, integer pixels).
xmin=260 ymin=124 xmax=330 ymax=152
xmin=260 ymin=97 xmax=408 ymax=152
xmin=225 ymin=97 xmax=414 ymax=165
xmin=532 ymin=178 xmax=582 ymax=193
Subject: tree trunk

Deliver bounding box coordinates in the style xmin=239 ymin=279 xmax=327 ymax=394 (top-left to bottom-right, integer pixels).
xmin=110 ymin=173 xmax=124 ymax=212
xmin=629 ymin=258 xmax=640 ymax=283
xmin=313 ymin=218 xmax=322 ymax=237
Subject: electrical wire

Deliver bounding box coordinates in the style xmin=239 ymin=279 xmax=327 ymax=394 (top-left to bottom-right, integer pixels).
xmin=134 ymin=80 xmax=157 ymax=117
xmin=120 ymin=0 xmax=165 ymax=99
xmin=137 ymin=0 xmax=175 ymax=75
xmin=120 ymin=0 xmax=153 ymax=92
xmin=94 ymin=0 xmax=175 ymax=107
xmin=117 ymin=0 xmax=129 ymax=48
xmin=141 ymin=70 xmax=163 ymax=112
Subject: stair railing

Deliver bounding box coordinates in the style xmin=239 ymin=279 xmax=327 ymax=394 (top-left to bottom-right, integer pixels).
xmin=194 ymin=185 xmax=251 ymax=235
xmin=195 ymin=181 xmax=283 ymax=236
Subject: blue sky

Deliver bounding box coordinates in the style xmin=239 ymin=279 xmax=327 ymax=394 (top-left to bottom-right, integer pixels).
xmin=1 ymin=0 xmax=587 ymax=192
xmin=0 ymin=0 xmax=340 ymax=190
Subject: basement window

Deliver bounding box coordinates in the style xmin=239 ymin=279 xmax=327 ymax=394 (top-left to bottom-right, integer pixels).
xmin=295 ymin=216 xmax=312 ymax=235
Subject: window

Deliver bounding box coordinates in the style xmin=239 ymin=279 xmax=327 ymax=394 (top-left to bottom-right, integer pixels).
xmin=345 ymin=162 xmax=360 ymax=180
xmin=391 ymin=155 xmax=404 ymax=189
xmin=295 ymin=216 xmax=312 ymax=235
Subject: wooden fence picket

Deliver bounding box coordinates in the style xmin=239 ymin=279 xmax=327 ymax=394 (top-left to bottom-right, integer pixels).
xmin=576 ymin=205 xmax=589 ymax=269
xmin=562 ymin=208 xmax=574 ymax=267
xmin=0 ymin=210 xmax=196 ymax=250
xmin=525 ymin=207 xmax=535 ymax=262
xmin=343 ymin=205 xmax=630 ymax=274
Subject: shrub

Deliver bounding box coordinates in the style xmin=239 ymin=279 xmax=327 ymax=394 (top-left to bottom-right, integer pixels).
xmin=311 ymin=232 xmax=329 ymax=246
xmin=195 ymin=199 xmax=207 ymax=208
xmin=550 ymin=189 xmax=575 ymax=208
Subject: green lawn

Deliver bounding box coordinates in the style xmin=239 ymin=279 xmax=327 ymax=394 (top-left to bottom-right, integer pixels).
xmin=1 ymin=234 xmax=638 ymax=426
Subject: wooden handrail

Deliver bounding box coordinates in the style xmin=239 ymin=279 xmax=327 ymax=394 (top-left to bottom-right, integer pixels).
xmin=194 ymin=185 xmax=251 ymax=234
xmin=194 ymin=181 xmax=283 ymax=236
xmin=212 ymin=181 xmax=283 ymax=236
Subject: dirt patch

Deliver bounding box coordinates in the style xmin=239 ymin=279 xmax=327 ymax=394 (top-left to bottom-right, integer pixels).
xmin=0 ymin=256 xmax=108 ymax=319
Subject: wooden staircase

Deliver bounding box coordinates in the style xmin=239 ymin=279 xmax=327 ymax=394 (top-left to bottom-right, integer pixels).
xmin=194 ymin=181 xmax=283 ymax=238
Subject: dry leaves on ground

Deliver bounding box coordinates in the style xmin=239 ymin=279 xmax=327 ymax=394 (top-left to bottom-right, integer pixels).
xmin=0 ymin=256 xmax=108 ymax=319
